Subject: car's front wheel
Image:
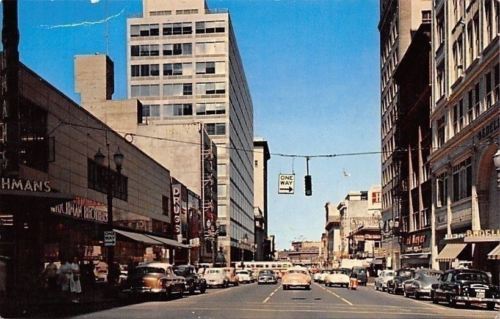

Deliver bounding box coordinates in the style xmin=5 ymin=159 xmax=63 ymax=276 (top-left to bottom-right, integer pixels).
xmin=200 ymin=286 xmax=206 ymax=294
xmin=486 ymin=302 xmax=496 ymax=310
xmin=447 ymin=295 xmax=456 ymax=307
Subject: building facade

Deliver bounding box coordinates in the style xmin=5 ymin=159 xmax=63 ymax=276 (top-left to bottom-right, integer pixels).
xmin=253 ymin=138 xmax=271 ymax=261
xmin=430 ymin=0 xmax=499 ymax=284
xmin=379 ymin=0 xmax=431 ymax=269
xmin=126 ymin=0 xmax=254 ymax=264
xmin=324 ymin=202 xmax=341 ymax=267
xmin=393 ymin=23 xmax=433 ymax=268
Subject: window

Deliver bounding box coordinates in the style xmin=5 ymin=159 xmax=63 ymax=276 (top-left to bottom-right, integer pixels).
xmin=494 ymin=64 xmax=500 ymax=104
xmin=485 ymin=0 xmax=493 ymax=43
xmin=163 ymin=104 xmax=193 ymax=117
xmin=163 ymin=22 xmax=192 ymax=35
xmin=196 ymin=21 xmax=225 ymax=34
xmin=130 ymin=24 xmax=159 ymax=37
xmin=196 ymin=102 xmax=225 ymax=115
xmin=474 ymin=82 xmax=481 ymax=116
xmin=467 ymin=90 xmax=473 ymax=123
xmin=163 ymin=63 xmax=192 ymax=76
xmin=131 ymin=64 xmax=159 ymax=77
xmin=437 ymin=116 xmax=446 ymax=148
xmin=196 ymin=82 xmax=225 ymax=95
xmin=437 ymin=62 xmax=445 ymax=99
xmin=196 ymin=61 xmax=225 ymax=75
xmin=473 ymin=15 xmax=480 ymax=57
xmin=141 ymin=104 xmax=160 ymax=119
xmin=163 ymin=43 xmax=192 ymax=56
xmin=130 ymin=44 xmax=159 ymax=57
xmin=19 ymin=98 xmax=49 ymax=172
xmin=88 ymin=159 xmax=128 ymax=201
xmin=436 ymin=11 xmax=445 ymax=48
xmin=217 ymin=164 xmax=227 ymax=177
xmin=206 ymin=123 xmax=226 ymax=136
xmin=437 ymin=174 xmax=448 ymax=208
xmin=486 ymin=71 xmax=493 ymax=109
xmin=131 ymin=84 xmax=159 ymax=97
xmin=163 ymin=83 xmax=192 ymax=96
xmin=218 ymin=205 xmax=227 ymax=218
xmin=176 ymin=9 xmax=198 ymax=15
xmin=217 ymin=184 xmax=227 ymax=197
xmin=195 ymin=41 xmax=226 ymax=55
xmin=452 ymin=158 xmax=472 ymax=202
xmin=422 ymin=10 xmax=431 ymax=23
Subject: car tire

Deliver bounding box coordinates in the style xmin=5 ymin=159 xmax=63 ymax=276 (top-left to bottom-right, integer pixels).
xmin=486 ymin=302 xmax=496 ymax=310
xmin=431 ymin=292 xmax=438 ymax=304
xmin=447 ymin=295 xmax=456 ymax=307
xmin=414 ymin=292 xmax=420 ymax=300
xmin=403 ymin=290 xmax=408 ymax=298
xmin=283 ymin=285 xmax=288 ymax=290
xmin=164 ymin=287 xmax=172 ymax=300
xmin=306 ymin=286 xmax=311 ymax=290
xmin=200 ymin=286 xmax=206 ymax=294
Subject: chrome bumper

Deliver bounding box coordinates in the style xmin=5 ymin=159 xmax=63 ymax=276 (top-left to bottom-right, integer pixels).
xmin=455 ymin=296 xmax=500 ymax=303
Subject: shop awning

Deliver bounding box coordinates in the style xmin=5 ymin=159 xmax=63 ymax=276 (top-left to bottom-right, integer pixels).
xmin=436 ymin=243 xmax=467 ymax=262
xmin=146 ymin=234 xmax=190 ymax=249
xmin=401 ymin=253 xmax=430 ymax=259
xmin=487 ymin=244 xmax=500 ymax=260
xmin=113 ymin=229 xmax=163 ymax=245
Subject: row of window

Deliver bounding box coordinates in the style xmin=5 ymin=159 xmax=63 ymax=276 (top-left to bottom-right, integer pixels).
xmin=130 ymin=21 xmax=225 ymax=37
xmin=131 ymin=61 xmax=225 ymax=77
xmin=130 ymin=82 xmax=226 ymax=97
xmin=436 ymin=158 xmax=472 ymax=207
xmin=435 ymin=63 xmax=499 ymax=148
xmin=141 ymin=103 xmax=226 ymax=119
xmin=130 ymin=41 xmax=226 ymax=57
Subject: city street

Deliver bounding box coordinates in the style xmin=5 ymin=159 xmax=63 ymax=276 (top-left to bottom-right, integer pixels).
xmin=67 ymin=283 xmax=499 ymax=319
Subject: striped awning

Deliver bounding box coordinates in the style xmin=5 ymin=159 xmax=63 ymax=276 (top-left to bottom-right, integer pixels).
xmin=113 ymin=229 xmax=163 ymax=245
xmin=487 ymin=244 xmax=500 ymax=260
xmin=436 ymin=243 xmax=467 ymax=262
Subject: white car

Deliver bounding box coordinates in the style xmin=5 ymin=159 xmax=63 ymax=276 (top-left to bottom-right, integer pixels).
xmin=317 ymin=270 xmax=330 ymax=283
xmin=324 ymin=270 xmax=350 ymax=288
xmin=375 ymin=270 xmax=395 ymax=291
xmin=313 ymin=272 xmax=322 ymax=282
xmin=236 ymin=270 xmax=252 ymax=283
xmin=204 ymin=268 xmax=229 ymax=288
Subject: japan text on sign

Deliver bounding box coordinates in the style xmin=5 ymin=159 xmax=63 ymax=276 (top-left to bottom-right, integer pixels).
xmin=278 ymin=174 xmax=295 ymax=194
xmin=104 ymin=231 xmax=116 ymax=247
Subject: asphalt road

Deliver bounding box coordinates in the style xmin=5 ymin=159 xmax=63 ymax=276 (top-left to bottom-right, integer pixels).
xmin=67 ymin=282 xmax=499 ymax=319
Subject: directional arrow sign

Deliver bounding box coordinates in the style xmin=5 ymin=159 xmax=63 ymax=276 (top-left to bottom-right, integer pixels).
xmin=278 ymin=174 xmax=295 ymax=194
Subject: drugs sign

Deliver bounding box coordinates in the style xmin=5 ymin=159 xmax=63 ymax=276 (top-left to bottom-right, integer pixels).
xmin=278 ymin=174 xmax=295 ymax=194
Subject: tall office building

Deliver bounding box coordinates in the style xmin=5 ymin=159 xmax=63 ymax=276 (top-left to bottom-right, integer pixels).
xmin=378 ymin=0 xmax=431 ymax=269
xmin=126 ymin=0 xmax=254 ymax=263
xmin=253 ymin=138 xmax=271 ymax=261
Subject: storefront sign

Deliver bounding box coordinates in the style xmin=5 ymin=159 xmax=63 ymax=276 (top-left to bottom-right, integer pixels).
xmin=104 ymin=231 xmax=116 ymax=247
xmin=477 ymin=116 xmax=499 ymax=141
xmin=172 ymin=184 xmax=182 ymax=239
xmin=444 ymin=232 xmax=466 ymax=240
xmin=50 ymin=197 xmax=108 ymax=224
xmin=404 ymin=231 xmax=431 ymax=253
xmin=464 ymin=229 xmax=500 ymax=242
xmin=1 ymin=177 xmax=51 ymax=192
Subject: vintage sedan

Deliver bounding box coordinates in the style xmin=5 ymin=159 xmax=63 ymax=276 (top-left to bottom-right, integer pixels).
xmin=324 ymin=269 xmax=349 ymax=288
xmin=173 ymin=264 xmax=207 ymax=294
xmin=236 ymin=269 xmax=253 ymax=283
xmin=126 ymin=262 xmax=185 ymax=299
xmin=431 ymin=269 xmax=499 ymax=310
xmin=282 ymin=267 xmax=311 ymax=290
xmin=375 ymin=270 xmax=395 ymax=291
xmin=258 ymin=269 xmax=278 ymax=285
xmin=317 ymin=270 xmax=331 ymax=283
xmin=387 ymin=268 xmax=415 ymax=294
xmin=403 ymin=269 xmax=441 ymax=299
xmin=223 ymin=267 xmax=239 ymax=286
xmin=204 ymin=268 xmax=229 ymax=288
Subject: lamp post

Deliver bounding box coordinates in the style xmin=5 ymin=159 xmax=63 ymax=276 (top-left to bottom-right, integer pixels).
xmin=94 ymin=146 xmax=124 ymax=274
xmin=494 ymin=149 xmax=500 ymax=189
xmin=239 ymin=234 xmax=248 ymax=264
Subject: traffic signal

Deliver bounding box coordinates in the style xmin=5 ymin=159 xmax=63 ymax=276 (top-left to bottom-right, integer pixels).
xmin=305 ymin=175 xmax=312 ymax=196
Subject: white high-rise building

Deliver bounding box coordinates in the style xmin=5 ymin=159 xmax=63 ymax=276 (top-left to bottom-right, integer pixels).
xmin=127 ymin=0 xmax=254 ymax=263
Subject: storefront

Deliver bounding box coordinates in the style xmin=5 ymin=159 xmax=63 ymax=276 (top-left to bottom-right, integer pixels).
xmin=401 ymin=230 xmax=432 ymax=268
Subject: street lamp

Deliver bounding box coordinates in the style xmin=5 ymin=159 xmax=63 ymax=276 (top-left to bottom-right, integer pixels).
xmin=94 ymin=146 xmax=124 ymax=283
xmin=493 ymin=149 xmax=500 ymax=189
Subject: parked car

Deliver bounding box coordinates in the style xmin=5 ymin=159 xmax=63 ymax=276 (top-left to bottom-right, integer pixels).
xmin=387 ymin=268 xmax=415 ymax=294
xmin=351 ymin=267 xmax=368 ymax=286
xmin=317 ymin=270 xmax=331 ymax=283
xmin=403 ymin=269 xmax=442 ymax=299
xmin=236 ymin=269 xmax=253 ymax=283
xmin=431 ymin=269 xmax=500 ymax=310
xmin=313 ymin=271 xmax=323 ymax=282
xmin=204 ymin=268 xmax=229 ymax=288
xmin=257 ymin=269 xmax=278 ymax=285
xmin=375 ymin=270 xmax=395 ymax=291
xmin=324 ymin=269 xmax=350 ymax=288
xmin=223 ymin=267 xmax=239 ymax=286
xmin=282 ymin=267 xmax=311 ymax=290
xmin=173 ymin=265 xmax=207 ymax=294
xmin=125 ymin=262 xmax=185 ymax=299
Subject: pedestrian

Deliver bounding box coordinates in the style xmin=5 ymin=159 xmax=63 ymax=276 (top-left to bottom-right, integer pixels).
xmin=69 ymin=257 xmax=82 ymax=303
xmin=58 ymin=258 xmax=72 ymax=298
xmin=42 ymin=258 xmax=59 ymax=292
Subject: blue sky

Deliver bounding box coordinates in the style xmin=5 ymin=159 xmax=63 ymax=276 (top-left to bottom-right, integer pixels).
xmin=7 ymin=0 xmax=381 ymax=250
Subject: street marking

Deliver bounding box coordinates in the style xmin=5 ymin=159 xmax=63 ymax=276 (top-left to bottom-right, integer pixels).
xmin=315 ymin=283 xmax=353 ymax=306
xmin=262 ymin=285 xmax=281 ymax=303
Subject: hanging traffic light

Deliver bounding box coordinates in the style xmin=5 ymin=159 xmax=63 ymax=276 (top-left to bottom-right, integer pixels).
xmin=305 ymin=175 xmax=312 ymax=196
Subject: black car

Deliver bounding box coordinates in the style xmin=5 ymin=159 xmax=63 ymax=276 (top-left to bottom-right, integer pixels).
xmin=387 ymin=268 xmax=415 ymax=294
xmin=431 ymin=269 xmax=499 ymax=310
xmin=351 ymin=267 xmax=368 ymax=286
xmin=258 ymin=269 xmax=278 ymax=285
xmin=174 ymin=265 xmax=207 ymax=294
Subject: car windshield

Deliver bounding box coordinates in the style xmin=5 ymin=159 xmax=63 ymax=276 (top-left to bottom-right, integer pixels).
xmin=173 ymin=267 xmax=190 ymax=275
xmin=133 ymin=267 xmax=165 ymax=275
xmin=398 ymin=270 xmax=413 ymax=277
xmin=259 ymin=270 xmax=273 ymax=275
xmin=456 ymin=272 xmax=489 ymax=283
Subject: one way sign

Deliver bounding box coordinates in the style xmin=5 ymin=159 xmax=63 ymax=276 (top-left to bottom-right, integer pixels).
xmin=278 ymin=174 xmax=295 ymax=194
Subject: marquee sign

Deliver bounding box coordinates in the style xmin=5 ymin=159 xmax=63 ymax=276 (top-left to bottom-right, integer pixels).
xmin=50 ymin=197 xmax=108 ymax=224
xmin=1 ymin=177 xmax=51 ymax=192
